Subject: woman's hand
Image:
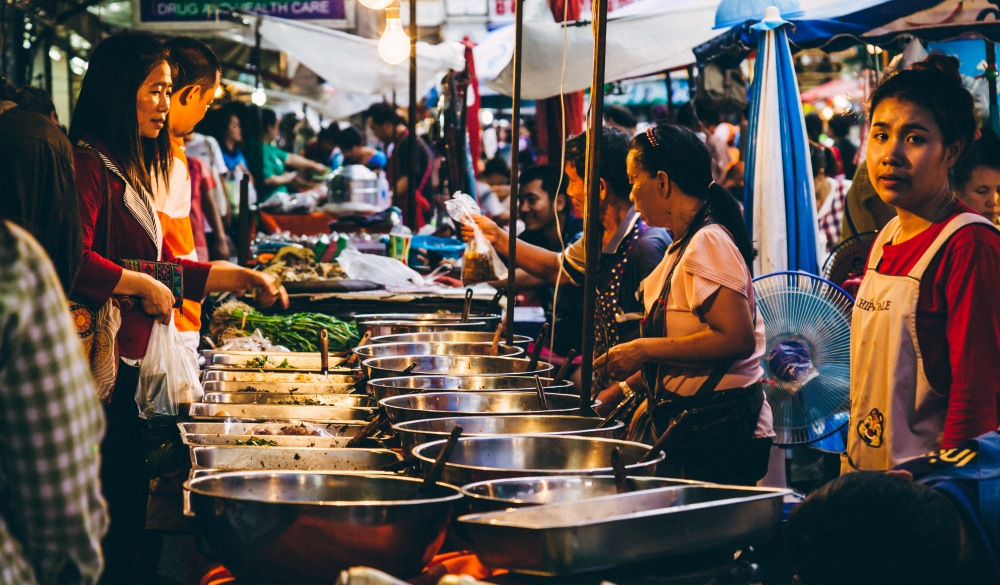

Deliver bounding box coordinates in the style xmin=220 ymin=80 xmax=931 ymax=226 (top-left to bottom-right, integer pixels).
xmin=593 ymin=340 xmax=645 ymax=381
xmin=244 ymin=270 xmax=289 ymax=309
xmin=593 ymin=382 xmax=624 ymax=417
xmin=459 ymin=214 xmax=502 ymax=244
xmin=138 ymin=274 xmax=175 ymax=323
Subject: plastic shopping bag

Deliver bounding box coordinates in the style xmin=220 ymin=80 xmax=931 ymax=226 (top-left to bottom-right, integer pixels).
xmin=136 ymin=315 xmax=204 ymax=419
xmin=444 ymin=192 xmax=508 ymax=285
xmin=337 ymin=248 xmax=426 ymax=287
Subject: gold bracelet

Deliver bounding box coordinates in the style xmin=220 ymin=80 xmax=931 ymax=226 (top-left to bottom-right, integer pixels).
xmin=618 ymin=380 xmax=635 ymax=399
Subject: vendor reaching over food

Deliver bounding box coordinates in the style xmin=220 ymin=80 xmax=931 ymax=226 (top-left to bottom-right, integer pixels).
xmin=844 ymin=54 xmax=1000 ymax=472
xmin=68 ymin=34 xmax=289 ymax=583
xmin=258 ymin=107 xmax=330 ymax=202
xmin=593 ymin=124 xmax=773 ymax=486
xmin=461 ymin=128 xmax=670 ymax=388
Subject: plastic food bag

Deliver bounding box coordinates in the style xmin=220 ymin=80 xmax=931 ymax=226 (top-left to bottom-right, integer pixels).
xmin=445 ymin=192 xmax=508 ymax=285
xmin=136 ymin=315 xmax=204 ymax=419
xmin=337 ymin=247 xmax=425 ymax=287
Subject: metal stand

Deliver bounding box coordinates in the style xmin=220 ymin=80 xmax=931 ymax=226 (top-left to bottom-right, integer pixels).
xmin=578 ymin=0 xmax=609 ymax=415
xmin=504 ymin=0 xmax=525 ymax=345
xmin=407 ymin=0 xmax=419 ymax=230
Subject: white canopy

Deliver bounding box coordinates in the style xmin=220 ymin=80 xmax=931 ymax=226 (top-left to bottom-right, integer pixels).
xmin=252 ymin=14 xmax=465 ymax=101
xmin=476 ymin=0 xmax=889 ymax=100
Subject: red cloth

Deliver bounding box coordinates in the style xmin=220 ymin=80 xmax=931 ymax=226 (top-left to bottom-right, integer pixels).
xmin=462 ymin=38 xmax=482 ymax=171
xmin=531 ymin=0 xmax=584 ymax=167
xmin=188 ymin=155 xmax=211 ymax=263
xmin=72 ymin=140 xmax=211 ymax=359
xmin=873 ymin=202 xmax=1000 ymax=448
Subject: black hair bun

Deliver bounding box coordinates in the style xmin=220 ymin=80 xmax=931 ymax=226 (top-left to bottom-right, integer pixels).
xmin=911 ymin=53 xmax=963 ymax=86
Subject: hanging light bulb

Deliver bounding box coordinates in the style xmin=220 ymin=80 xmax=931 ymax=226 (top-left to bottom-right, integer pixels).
xmin=378 ymin=5 xmax=410 ymax=65
xmin=251 ymin=85 xmax=267 ymax=106
xmin=358 ymin=0 xmax=394 ymax=9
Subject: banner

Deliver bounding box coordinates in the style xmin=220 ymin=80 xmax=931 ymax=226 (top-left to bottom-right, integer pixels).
xmin=138 ymin=0 xmax=346 ymax=24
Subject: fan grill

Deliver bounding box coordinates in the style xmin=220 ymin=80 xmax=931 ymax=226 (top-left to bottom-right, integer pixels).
xmin=822 ymin=231 xmax=877 ymax=296
xmin=753 ymin=271 xmax=853 ymax=446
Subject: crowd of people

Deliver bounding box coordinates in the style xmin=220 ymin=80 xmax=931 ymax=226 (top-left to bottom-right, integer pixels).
xmin=2 ymin=29 xmax=1000 ymax=585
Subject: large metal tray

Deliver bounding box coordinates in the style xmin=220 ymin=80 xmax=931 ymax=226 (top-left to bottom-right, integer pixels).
xmin=201 ymin=392 xmax=374 ymax=407
xmin=189 ymin=446 xmax=401 ymax=471
xmin=188 ymin=402 xmax=374 ymax=421
xmin=459 ymin=485 xmax=791 ymax=575
xmin=202 ymin=381 xmax=360 ymax=394
xmin=210 ymin=352 xmax=347 ymax=369
xmin=202 ymin=370 xmax=360 ymax=383
xmin=181 ymin=434 xmax=370 ymax=448
xmin=178 ymin=422 xmax=367 ymax=436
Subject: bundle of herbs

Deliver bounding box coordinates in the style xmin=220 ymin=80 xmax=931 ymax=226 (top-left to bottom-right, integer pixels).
xmin=210 ymin=301 xmax=360 ymax=352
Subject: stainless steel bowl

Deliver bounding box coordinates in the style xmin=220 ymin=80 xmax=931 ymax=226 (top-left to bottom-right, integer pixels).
xmin=370 ymin=331 xmax=533 ymax=351
xmin=352 ymin=342 xmax=522 ymax=362
xmin=379 ymin=391 xmax=587 ymax=424
xmin=459 ymin=475 xmax=704 ymax=512
xmin=366 ymin=375 xmax=574 ymax=403
xmin=355 ymin=312 xmax=502 ymax=331
xmin=186 ymin=471 xmax=462 ymax=583
xmin=189 ymin=446 xmax=401 ymax=472
xmin=392 ymin=415 xmax=624 ymax=455
xmin=361 ymin=355 xmax=554 ymax=380
xmin=411 ymin=435 xmax=664 ymax=486
xmin=358 ymin=320 xmax=490 ymax=337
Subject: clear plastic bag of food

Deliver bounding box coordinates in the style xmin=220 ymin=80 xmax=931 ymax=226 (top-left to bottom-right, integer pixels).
xmin=136 ymin=315 xmax=204 ymax=419
xmin=445 ymin=192 xmax=508 ymax=285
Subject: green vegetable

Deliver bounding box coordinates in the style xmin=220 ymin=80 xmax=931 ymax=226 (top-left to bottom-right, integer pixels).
xmin=274 ymin=397 xmax=323 ymax=405
xmin=211 ymin=301 xmax=360 ymax=353
xmin=277 ymin=358 xmax=291 ymax=369
xmin=244 ymin=355 xmax=271 ymax=368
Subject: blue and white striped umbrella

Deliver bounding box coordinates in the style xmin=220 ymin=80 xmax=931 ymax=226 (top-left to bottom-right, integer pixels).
xmin=743 ymin=6 xmax=820 ymax=275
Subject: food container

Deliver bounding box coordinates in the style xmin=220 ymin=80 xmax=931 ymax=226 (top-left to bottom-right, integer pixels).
xmin=202 ymin=381 xmax=361 ymax=394
xmin=327 ymin=164 xmax=379 ymax=207
xmin=352 ymin=341 xmax=523 ymax=362
xmin=411 ymin=435 xmax=664 ymax=487
xmin=379 ymin=392 xmax=589 ymax=424
xmin=458 ymin=485 xmax=791 ymax=575
xmin=178 ymin=421 xmax=379 ymax=449
xmin=354 ymin=312 xmax=502 ymax=331
xmin=459 ymin=475 xmax=703 ymax=512
xmin=366 ymin=375 xmax=574 ymax=403
xmin=186 ymin=472 xmax=462 ymax=583
xmin=361 ymin=355 xmax=554 ymax=380
xmin=201 ymin=393 xmax=374 ymax=408
xmin=187 ymin=403 xmax=373 ymax=422
xmin=369 ymin=331 xmax=533 ymax=351
xmin=189 ymin=446 xmax=400 ymax=472
xmin=210 ymin=352 xmax=346 ymax=369
xmin=202 ymin=370 xmax=360 ymax=383
xmin=392 ymin=415 xmax=624 ymax=455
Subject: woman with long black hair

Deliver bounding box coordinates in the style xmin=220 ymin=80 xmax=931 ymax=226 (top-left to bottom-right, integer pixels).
xmin=595 ymin=124 xmax=774 ymax=485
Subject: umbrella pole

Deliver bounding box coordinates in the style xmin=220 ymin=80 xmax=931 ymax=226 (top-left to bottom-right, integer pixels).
xmin=578 ymin=0 xmax=609 ymax=416
xmin=407 ymin=0 xmax=418 ymax=230
xmin=504 ymin=0 xmax=525 ymax=345
xmin=987 ymin=41 xmax=1000 ymax=135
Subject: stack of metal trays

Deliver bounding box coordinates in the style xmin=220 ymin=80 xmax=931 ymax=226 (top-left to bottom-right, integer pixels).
xmin=202 ymin=370 xmax=360 ymax=383
xmin=458 ymin=485 xmax=791 ymax=575
xmin=207 ymin=351 xmax=347 ymax=370
xmin=200 ymin=393 xmax=374 ymax=408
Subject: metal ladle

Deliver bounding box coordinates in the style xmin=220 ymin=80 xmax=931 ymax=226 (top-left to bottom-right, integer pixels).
xmin=640 ymin=410 xmax=689 ymax=463
xmin=534 ymin=375 xmax=548 ymax=410
xmin=419 ymin=426 xmax=463 ymax=497
xmin=611 ymin=446 xmax=628 ymax=494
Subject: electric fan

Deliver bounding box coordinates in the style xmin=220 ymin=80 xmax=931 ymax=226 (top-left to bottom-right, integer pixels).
xmin=753 ymin=271 xmax=853 ymax=447
xmin=821 ymin=231 xmax=877 ymax=298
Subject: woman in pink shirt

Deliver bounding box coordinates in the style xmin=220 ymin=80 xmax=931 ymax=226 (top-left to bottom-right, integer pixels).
xmin=595 ymin=124 xmax=774 ymax=485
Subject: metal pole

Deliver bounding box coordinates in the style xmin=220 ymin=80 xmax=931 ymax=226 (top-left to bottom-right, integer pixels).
xmin=407 ymin=0 xmax=418 ymax=230
xmin=237 ymin=174 xmax=251 ymax=266
xmin=504 ymin=0 xmax=525 ymax=345
xmin=579 ymin=0 xmax=609 ymax=415
xmin=987 ymin=41 xmax=999 ymax=135
xmin=253 ymin=17 xmax=262 ymax=89
xmin=664 ymin=71 xmax=673 ymax=111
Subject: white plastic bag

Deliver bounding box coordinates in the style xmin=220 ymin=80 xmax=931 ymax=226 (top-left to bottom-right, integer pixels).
xmin=337 ymin=247 xmax=426 ymax=287
xmin=136 ymin=315 xmax=204 ymax=419
xmin=445 ymin=192 xmax=508 ymax=284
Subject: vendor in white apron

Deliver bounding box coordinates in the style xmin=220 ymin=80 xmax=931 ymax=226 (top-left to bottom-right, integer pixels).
xmin=845 ymin=55 xmax=1000 ymax=472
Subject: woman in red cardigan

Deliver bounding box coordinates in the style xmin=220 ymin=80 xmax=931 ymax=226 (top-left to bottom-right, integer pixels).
xmin=68 ymin=34 xmax=287 ymax=583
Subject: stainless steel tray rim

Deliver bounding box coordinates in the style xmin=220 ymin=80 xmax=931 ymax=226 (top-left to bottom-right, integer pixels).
xmin=185 ymin=470 xmax=465 ymax=507
xmin=412 ymin=435 xmax=664 ymax=475
xmin=379 ymin=392 xmax=588 ymax=417
xmin=458 ymin=485 xmax=793 ymax=529
xmin=457 ymin=475 xmax=706 ymax=506
xmin=391 ymin=416 xmax=618 ymax=438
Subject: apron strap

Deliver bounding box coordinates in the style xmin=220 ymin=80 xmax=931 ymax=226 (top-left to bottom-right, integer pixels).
xmin=865 ymin=217 xmax=899 ymax=270
xmin=907 ymin=212 xmax=996 ymax=279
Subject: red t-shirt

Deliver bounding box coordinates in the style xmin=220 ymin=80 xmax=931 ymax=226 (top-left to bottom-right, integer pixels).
xmin=873 ymin=201 xmax=1000 ymax=448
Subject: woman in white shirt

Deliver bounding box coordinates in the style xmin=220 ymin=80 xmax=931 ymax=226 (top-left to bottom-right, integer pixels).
xmin=595 ymin=124 xmax=774 ymax=484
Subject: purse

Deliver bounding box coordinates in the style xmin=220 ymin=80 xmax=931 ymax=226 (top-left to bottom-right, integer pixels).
xmin=69 ymin=147 xmax=122 ymax=403
xmin=119 ymin=259 xmax=183 ymax=308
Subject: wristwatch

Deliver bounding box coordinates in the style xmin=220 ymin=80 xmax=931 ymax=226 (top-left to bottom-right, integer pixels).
xmin=618 ymin=380 xmax=635 ymax=399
